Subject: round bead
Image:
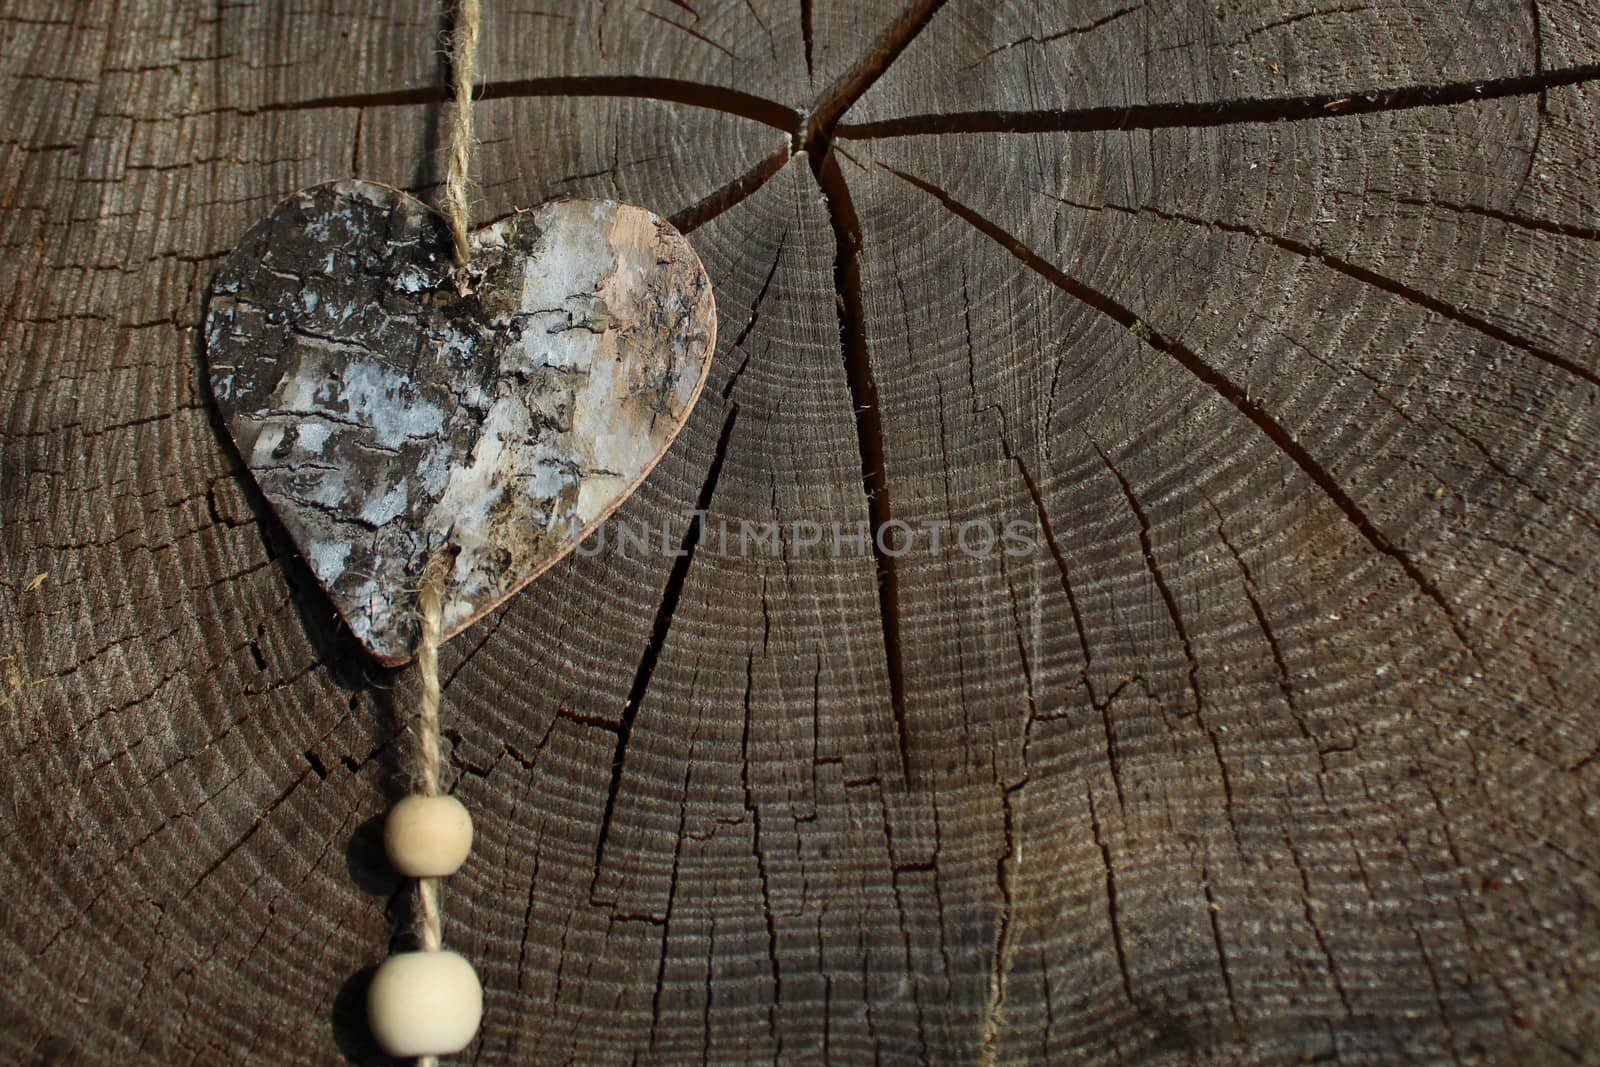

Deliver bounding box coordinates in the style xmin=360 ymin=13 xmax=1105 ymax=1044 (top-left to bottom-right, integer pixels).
xmin=384 ymin=794 xmax=474 ymax=877
xmin=367 ymin=950 xmax=483 ymax=1057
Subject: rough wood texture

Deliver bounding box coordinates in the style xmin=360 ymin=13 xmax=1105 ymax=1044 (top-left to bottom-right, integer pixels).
xmin=2 ymin=2 xmax=1598 ymax=1064
xmin=207 ymin=180 xmax=716 ymax=662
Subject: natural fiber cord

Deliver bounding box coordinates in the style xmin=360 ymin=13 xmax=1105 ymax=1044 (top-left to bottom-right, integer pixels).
xmin=413 ymin=554 xmax=448 ymax=955
xmin=393 ymin=5 xmax=478 ymax=1057
xmin=443 ymin=0 xmax=480 ymax=266
xmin=412 ymin=553 xmax=450 ymax=1067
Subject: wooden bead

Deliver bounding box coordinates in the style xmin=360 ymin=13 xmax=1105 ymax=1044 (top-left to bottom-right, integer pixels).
xmin=367 ymin=950 xmax=483 ymax=1057
xmin=384 ymin=794 xmax=474 ymax=877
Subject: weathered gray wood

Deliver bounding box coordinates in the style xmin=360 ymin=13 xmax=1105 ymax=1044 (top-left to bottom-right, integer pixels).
xmin=2 ymin=1 xmax=1599 ymax=1064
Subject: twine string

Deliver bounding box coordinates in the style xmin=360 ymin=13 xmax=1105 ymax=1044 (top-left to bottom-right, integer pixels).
xmin=413 ymin=553 xmax=449 ymax=957
xmin=443 ymin=0 xmax=481 ymax=267
xmin=412 ymin=554 xmax=449 ymax=1067
xmin=415 ymin=557 xmax=446 ymax=803
xmin=402 ymin=9 xmax=475 ymax=1063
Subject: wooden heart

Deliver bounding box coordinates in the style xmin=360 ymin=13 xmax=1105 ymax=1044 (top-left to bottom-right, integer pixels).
xmin=204 ymin=180 xmax=716 ymax=664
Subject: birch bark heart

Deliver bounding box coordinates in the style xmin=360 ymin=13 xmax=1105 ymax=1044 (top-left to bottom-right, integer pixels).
xmin=204 ymin=180 xmax=716 ymax=664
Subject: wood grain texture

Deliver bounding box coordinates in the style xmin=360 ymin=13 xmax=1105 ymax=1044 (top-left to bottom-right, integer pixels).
xmin=2 ymin=1 xmax=1598 ymax=1064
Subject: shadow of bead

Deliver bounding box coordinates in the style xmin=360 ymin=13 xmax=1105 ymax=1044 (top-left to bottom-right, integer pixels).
xmin=332 ymin=966 xmax=408 ymax=1067
xmin=346 ymin=812 xmax=403 ymax=897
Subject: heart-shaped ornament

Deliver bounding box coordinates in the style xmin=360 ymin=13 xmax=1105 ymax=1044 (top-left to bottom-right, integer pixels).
xmin=205 ymin=180 xmax=716 ymax=664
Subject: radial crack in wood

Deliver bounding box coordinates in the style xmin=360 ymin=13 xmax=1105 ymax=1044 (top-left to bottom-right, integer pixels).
xmin=3 ymin=1 xmax=1599 ymax=1064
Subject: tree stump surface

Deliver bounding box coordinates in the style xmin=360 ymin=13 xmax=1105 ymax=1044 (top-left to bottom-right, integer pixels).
xmin=3 ymin=2 xmax=1598 ymax=1063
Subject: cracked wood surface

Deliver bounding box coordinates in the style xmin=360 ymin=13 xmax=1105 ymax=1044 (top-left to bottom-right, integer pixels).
xmin=3 ymin=1 xmax=1599 ymax=1064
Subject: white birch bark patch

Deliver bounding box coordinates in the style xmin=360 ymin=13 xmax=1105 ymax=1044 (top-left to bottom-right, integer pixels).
xmin=204 ymin=180 xmax=717 ymax=664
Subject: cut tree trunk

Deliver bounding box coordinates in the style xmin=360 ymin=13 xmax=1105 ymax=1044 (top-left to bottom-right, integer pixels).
xmin=3 ymin=2 xmax=1599 ymax=1064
